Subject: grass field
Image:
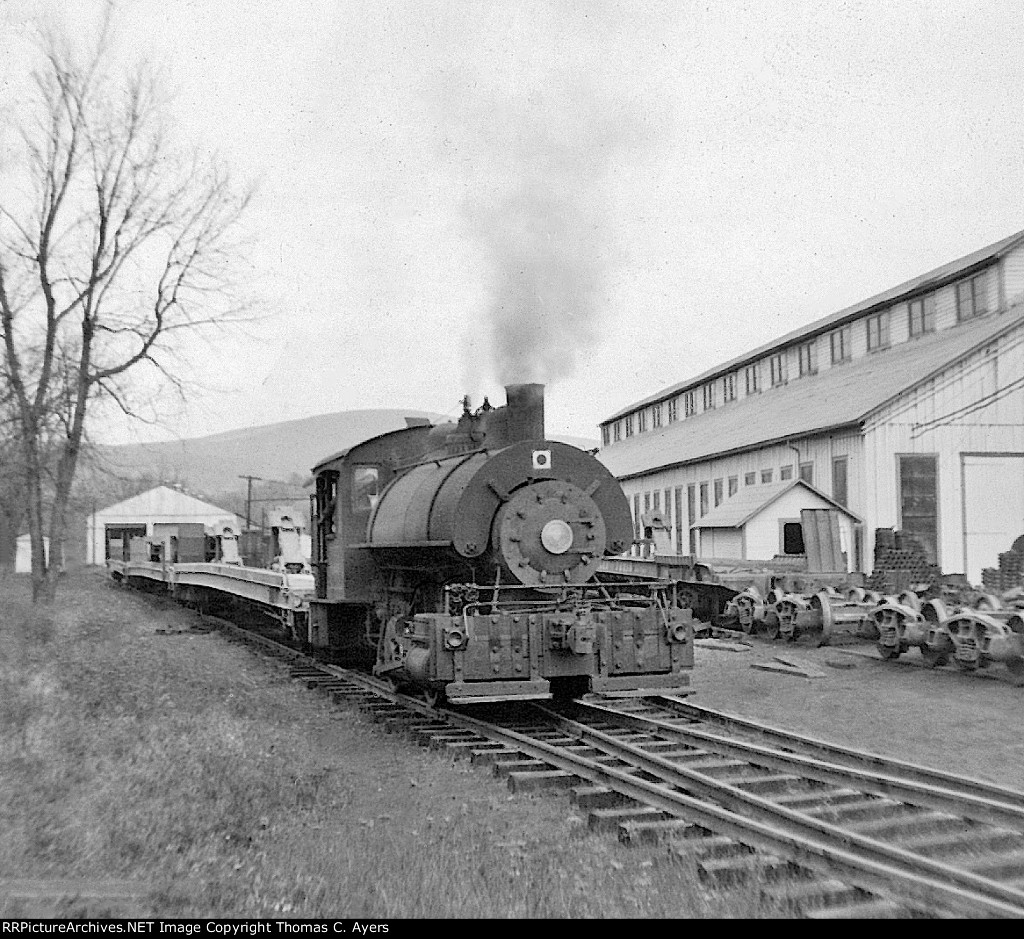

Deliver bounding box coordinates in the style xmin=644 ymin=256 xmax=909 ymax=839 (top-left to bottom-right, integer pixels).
xmin=0 ymin=568 xmax=776 ymax=918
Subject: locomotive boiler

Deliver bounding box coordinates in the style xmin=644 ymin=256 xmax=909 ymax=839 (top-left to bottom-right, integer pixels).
xmin=308 ymin=383 xmax=693 ymax=704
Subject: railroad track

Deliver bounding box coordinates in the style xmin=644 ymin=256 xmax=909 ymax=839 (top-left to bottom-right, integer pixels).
xmin=216 ymin=619 xmax=1024 ymax=919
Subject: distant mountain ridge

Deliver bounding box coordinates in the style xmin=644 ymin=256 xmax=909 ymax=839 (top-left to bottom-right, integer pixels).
xmin=93 ymin=409 xmax=444 ymax=497
xmin=92 ymin=409 xmax=598 ymax=500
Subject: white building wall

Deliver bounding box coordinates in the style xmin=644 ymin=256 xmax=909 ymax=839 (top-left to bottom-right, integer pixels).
xmin=862 ymin=322 xmax=1024 ymax=576
xmin=697 ymin=528 xmax=743 ymax=557
xmin=622 ymin=429 xmax=864 ymax=558
xmin=742 ymin=486 xmax=856 ymax=568
xmin=15 ymin=535 xmax=48 ymax=573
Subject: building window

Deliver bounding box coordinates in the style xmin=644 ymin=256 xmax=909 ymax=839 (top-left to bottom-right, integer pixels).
xmin=956 ymin=271 xmax=989 ymax=322
xmin=667 ymin=398 xmax=678 ymax=423
xmin=652 ymin=404 xmax=662 ymax=428
xmin=633 ymin=493 xmax=641 ymax=540
xmin=780 ymin=464 xmax=793 ymax=481
xmin=761 ymin=469 xmax=773 ymax=484
xmin=699 ymin=482 xmax=709 ymax=517
xmin=898 ymin=455 xmax=938 ymax=564
xmin=702 ymin=382 xmax=716 ymax=411
xmin=638 ymin=410 xmax=647 ymax=433
xmin=684 ymin=391 xmax=696 ymax=417
xmin=601 ymin=425 xmax=610 ymax=446
xmin=744 ymin=472 xmax=756 ymax=486
xmin=723 ymin=373 xmax=737 ymax=402
xmin=866 ymin=311 xmax=890 ymax=351
xmin=613 ymin=421 xmax=621 ymax=442
xmin=686 ymin=484 xmax=696 ymax=553
xmin=745 ymin=364 xmax=760 ymax=395
xmin=769 ymin=353 xmax=786 ymax=387
xmin=798 ymin=341 xmax=817 ymax=377
xmin=908 ymin=295 xmax=935 ymax=337
xmin=830 ymin=325 xmax=851 ymax=364
xmin=643 ymin=492 xmax=651 ymax=515
xmin=675 ymin=487 xmax=684 ymax=554
xmin=782 ymin=521 xmax=806 ymax=555
xmin=728 ymin=476 xmax=738 ymax=496
xmin=799 ymin=462 xmax=814 ymax=485
xmin=625 ymin=414 xmax=634 ymax=437
xmin=713 ymin=478 xmax=723 ymax=507
xmin=832 ymin=456 xmax=848 ymax=507
xmin=663 ymin=488 xmax=671 ymax=525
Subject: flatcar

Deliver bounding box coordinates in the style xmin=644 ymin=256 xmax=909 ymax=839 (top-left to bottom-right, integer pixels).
xmin=308 ymin=383 xmax=693 ymax=704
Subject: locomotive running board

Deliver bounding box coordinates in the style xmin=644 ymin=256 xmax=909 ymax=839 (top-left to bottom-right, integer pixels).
xmin=445 ymin=679 xmax=552 ymax=705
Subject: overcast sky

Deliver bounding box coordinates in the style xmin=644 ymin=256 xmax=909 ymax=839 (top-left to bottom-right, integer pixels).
xmin=3 ymin=0 xmax=1023 ymax=446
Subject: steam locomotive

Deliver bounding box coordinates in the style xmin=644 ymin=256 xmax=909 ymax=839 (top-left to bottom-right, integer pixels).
xmin=308 ymin=383 xmax=693 ymax=704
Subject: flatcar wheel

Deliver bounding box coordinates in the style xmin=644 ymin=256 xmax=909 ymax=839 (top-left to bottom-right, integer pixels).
xmin=877 ymin=642 xmax=902 ymax=660
xmin=920 ymin=647 xmax=949 ymax=668
xmin=762 ymin=613 xmax=780 ymax=641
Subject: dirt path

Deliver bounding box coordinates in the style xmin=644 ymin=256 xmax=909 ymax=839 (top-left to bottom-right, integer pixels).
xmin=690 ymin=635 xmax=1024 ymax=791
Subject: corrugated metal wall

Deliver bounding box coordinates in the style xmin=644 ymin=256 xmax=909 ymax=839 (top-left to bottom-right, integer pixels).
xmin=622 ymin=429 xmax=863 ymax=558
xmin=863 ymin=321 xmax=1024 ymax=574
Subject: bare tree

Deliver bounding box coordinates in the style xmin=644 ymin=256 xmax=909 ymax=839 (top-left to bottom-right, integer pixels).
xmin=0 ymin=26 xmax=252 ymax=601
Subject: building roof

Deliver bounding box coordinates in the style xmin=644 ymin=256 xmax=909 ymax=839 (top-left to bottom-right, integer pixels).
xmin=598 ymin=307 xmax=1024 ymax=480
xmin=93 ymin=485 xmax=236 ymax=520
xmin=693 ymin=479 xmax=859 ymax=529
xmin=605 ymin=227 xmax=1024 ymax=423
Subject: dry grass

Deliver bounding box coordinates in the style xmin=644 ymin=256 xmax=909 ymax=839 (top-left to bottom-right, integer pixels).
xmin=0 ymin=568 xmax=779 ymax=918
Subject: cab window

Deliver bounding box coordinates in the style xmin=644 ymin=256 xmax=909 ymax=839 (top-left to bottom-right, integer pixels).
xmin=352 ymin=466 xmax=379 ymax=512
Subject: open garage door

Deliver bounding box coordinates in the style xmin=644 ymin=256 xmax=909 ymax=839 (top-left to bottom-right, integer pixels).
xmin=962 ymin=454 xmax=1024 ymax=586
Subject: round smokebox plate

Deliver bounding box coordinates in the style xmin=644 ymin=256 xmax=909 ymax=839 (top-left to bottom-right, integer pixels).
xmin=495 ymin=479 xmax=607 ymax=586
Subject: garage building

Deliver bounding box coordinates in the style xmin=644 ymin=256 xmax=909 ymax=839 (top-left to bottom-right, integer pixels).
xmin=85 ymin=485 xmax=242 ymax=565
xmin=598 ymin=228 xmax=1024 ymax=584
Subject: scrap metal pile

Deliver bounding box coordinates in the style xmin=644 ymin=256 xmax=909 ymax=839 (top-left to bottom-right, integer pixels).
xmin=718 ymin=583 xmax=1024 ymax=682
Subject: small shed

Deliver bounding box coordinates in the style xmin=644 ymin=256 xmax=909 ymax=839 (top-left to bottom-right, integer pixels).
xmin=15 ymin=534 xmax=50 ymax=573
xmin=693 ymin=479 xmax=861 ymax=572
xmin=85 ymin=485 xmax=242 ymax=564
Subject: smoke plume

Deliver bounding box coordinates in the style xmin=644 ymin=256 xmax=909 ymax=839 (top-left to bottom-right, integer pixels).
xmin=457 ymin=88 xmax=645 ymax=388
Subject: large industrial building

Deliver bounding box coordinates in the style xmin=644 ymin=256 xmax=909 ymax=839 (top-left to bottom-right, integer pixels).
xmin=597 ymin=229 xmax=1024 ymax=585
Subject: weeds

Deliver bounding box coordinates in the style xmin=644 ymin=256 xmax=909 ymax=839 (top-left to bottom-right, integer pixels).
xmin=0 ymin=568 xmax=775 ymax=918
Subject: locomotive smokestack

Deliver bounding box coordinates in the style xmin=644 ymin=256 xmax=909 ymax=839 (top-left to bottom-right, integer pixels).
xmin=504 ymin=383 xmax=545 ymax=441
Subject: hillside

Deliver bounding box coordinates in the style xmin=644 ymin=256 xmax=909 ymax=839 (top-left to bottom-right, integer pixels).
xmin=91 ymin=409 xmax=443 ymax=497
xmin=90 ymin=410 xmax=599 ymax=501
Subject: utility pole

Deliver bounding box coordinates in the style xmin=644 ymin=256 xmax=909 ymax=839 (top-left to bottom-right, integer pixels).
xmin=238 ymin=475 xmax=263 ymax=531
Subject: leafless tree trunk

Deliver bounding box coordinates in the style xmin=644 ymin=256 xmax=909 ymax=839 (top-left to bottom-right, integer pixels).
xmin=0 ymin=25 xmax=251 ymax=602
